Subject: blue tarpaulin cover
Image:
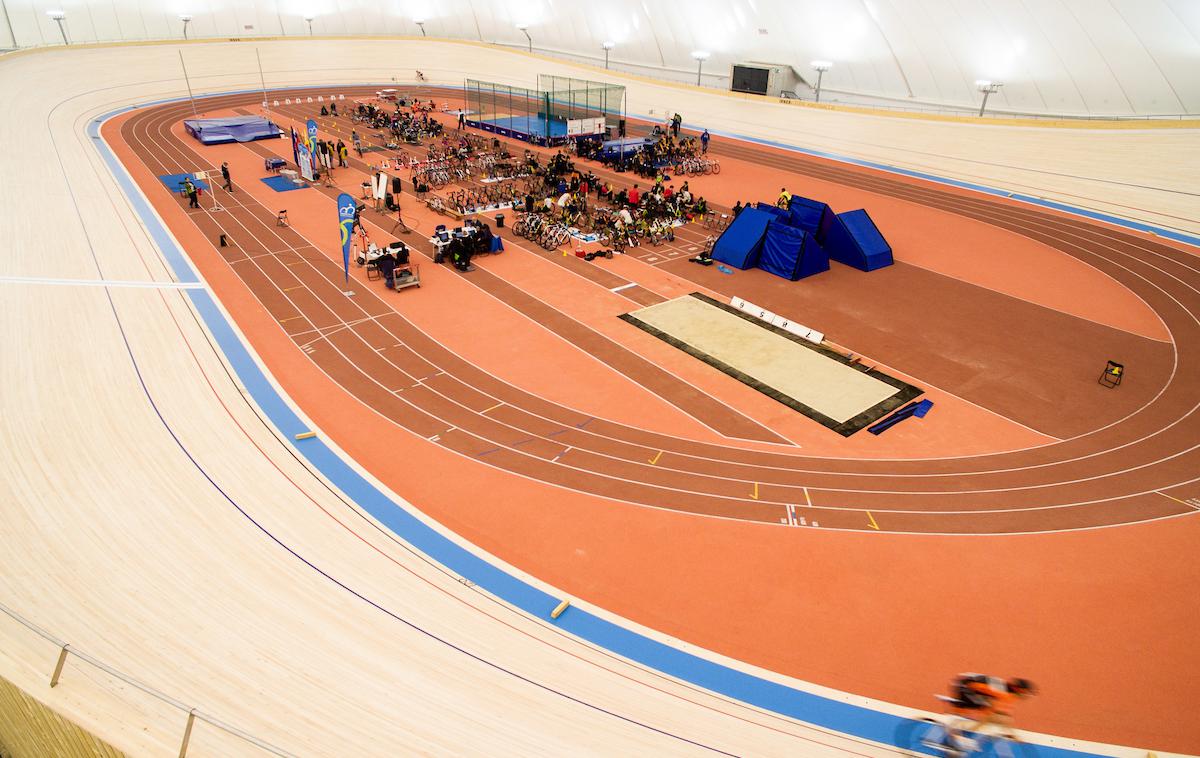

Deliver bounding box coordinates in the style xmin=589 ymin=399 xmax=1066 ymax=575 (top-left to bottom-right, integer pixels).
xmin=758 ymin=220 xmax=830 ymax=280
xmin=825 ymin=208 xmax=893 ymax=271
xmin=787 ymin=196 xmax=836 ymax=244
xmin=754 ymin=203 xmax=790 ymax=222
xmin=711 ymin=207 xmax=773 ymax=269
xmin=599 ymin=137 xmax=652 ymax=159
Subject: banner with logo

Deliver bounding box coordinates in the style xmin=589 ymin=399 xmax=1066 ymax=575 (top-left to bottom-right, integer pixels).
xmin=337 ymin=192 xmax=356 ymax=284
xmin=290 ymin=126 xmax=299 ymax=165
xmin=297 ymin=143 xmax=314 ymax=181
xmin=306 ymin=118 xmax=319 ymax=152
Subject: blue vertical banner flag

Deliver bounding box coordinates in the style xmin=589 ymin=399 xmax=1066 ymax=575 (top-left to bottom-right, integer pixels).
xmin=306 ymin=118 xmax=319 ymax=152
xmin=337 ymin=192 xmax=355 ymax=284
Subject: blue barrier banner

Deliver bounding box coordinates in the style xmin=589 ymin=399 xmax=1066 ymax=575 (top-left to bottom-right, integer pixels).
xmin=306 ymin=118 xmax=319 ymax=152
xmin=337 ymin=192 xmax=355 ymax=284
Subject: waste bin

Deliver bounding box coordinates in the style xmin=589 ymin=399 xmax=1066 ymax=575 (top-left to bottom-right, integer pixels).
xmin=496 ymin=213 xmax=505 ymax=228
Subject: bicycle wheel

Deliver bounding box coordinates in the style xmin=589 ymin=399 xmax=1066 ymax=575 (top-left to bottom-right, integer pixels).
xmin=711 ymin=161 xmax=721 ymax=175
xmin=703 ymin=162 xmax=713 ymax=175
xmin=895 ymin=717 xmax=957 ymax=756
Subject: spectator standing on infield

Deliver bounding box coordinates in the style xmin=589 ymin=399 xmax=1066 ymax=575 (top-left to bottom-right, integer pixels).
xmin=337 ymin=139 xmax=348 ymax=167
xmin=220 ymin=162 xmax=233 ymax=193
xmin=458 ymin=111 xmax=466 ymax=130
xmin=700 ymin=129 xmax=710 ymax=153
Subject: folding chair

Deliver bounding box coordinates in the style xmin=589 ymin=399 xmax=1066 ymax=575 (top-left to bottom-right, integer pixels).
xmin=1098 ymin=360 xmax=1124 ymax=388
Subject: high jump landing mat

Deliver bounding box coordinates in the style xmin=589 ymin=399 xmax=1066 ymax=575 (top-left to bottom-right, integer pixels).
xmin=620 ymin=294 xmax=922 ymax=435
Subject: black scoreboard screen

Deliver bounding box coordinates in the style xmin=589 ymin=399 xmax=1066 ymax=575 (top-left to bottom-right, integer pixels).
xmin=731 ymin=65 xmax=770 ymax=95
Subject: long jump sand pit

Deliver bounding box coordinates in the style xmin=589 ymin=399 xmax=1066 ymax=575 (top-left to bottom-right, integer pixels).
xmin=621 ymin=293 xmax=922 ymax=435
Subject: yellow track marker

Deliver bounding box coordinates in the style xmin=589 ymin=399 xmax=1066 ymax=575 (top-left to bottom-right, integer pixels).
xmin=750 ymin=482 xmax=759 ymax=500
xmin=283 ymin=285 xmax=303 ymax=292
xmin=481 ymin=402 xmax=503 ymax=414
xmin=648 ymin=450 xmax=662 ymax=465
xmin=866 ymin=511 xmax=880 ymax=530
xmin=551 ymin=599 xmax=571 ymax=619
xmin=803 ymin=487 xmax=813 ymax=507
xmin=294 ymin=431 xmax=316 ymax=440
xmin=278 ymin=316 xmax=303 ymax=324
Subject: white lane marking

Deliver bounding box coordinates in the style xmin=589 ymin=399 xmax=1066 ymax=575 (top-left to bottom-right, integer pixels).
xmin=610 ymin=282 xmax=638 ymax=293
xmin=0 ymin=275 xmax=205 ymax=289
xmin=551 ymin=446 xmax=573 ymax=463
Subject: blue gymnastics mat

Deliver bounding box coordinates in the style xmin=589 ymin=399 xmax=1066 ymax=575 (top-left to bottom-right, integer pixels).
xmin=260 ymin=175 xmax=309 ymax=192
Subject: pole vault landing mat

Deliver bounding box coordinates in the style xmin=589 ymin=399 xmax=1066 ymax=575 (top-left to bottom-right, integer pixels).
xmin=620 ymin=293 xmax=922 ymax=436
xmin=157 ymin=173 xmax=209 ymax=192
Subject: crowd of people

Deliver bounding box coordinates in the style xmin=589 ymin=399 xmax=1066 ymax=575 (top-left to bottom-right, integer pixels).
xmin=310 ymin=97 xmax=737 ymax=274
xmin=341 ymin=99 xmax=444 ymax=147
xmin=502 ymin=144 xmax=716 ymax=250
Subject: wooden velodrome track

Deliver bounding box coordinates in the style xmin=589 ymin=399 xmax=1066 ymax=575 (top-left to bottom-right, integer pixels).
xmin=2 ymin=39 xmax=1199 ymax=757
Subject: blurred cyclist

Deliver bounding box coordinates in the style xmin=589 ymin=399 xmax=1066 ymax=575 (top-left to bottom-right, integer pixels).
xmin=946 ymin=673 xmax=1037 ymax=747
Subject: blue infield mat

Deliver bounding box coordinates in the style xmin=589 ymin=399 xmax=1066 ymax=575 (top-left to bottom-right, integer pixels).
xmin=158 ymin=173 xmax=209 ymax=192
xmin=479 ymin=115 xmax=568 ymax=137
xmin=260 ymin=175 xmax=309 ymax=192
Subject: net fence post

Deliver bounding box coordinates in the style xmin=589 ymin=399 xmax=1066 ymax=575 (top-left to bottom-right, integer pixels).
xmin=178 ymin=709 xmax=197 ymax=758
xmin=49 ymin=644 xmax=70 ymax=687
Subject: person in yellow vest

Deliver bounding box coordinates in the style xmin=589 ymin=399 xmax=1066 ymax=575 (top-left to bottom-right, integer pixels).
xmin=777 ymin=187 xmax=792 ymax=208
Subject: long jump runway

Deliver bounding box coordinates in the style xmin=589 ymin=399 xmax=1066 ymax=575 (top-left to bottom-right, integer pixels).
xmin=113 ymin=87 xmax=1200 ymax=538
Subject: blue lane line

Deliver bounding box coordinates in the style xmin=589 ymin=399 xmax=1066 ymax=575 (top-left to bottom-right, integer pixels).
xmin=89 ymin=91 xmax=1117 ymax=757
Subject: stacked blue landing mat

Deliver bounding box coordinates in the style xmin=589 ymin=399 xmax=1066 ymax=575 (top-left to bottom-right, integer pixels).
xmin=711 ymin=207 xmax=774 ymax=270
xmin=716 ymin=197 xmax=892 ymax=279
xmin=758 ymin=220 xmax=830 ymax=281
xmin=787 ymin=196 xmax=836 ymax=244
xmin=824 ymin=208 xmax=893 ymax=271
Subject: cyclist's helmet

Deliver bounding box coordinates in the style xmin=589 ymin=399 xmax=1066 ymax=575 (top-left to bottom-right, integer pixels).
xmin=1007 ymin=678 xmax=1036 ymax=696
